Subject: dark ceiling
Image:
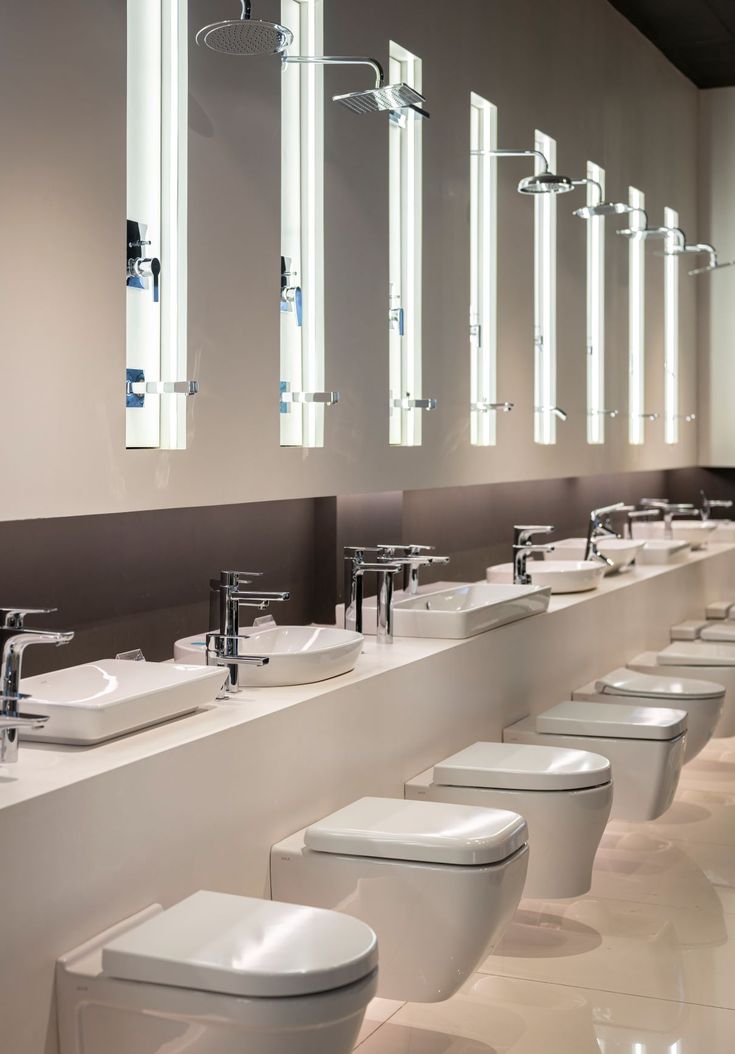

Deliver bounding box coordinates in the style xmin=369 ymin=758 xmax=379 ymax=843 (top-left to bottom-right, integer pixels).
xmin=607 ymin=0 xmax=735 ymax=87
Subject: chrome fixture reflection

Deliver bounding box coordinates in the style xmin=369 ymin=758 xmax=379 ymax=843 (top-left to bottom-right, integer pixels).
xmin=585 ymin=502 xmax=625 ymax=565
xmin=0 ymin=608 xmax=74 ymax=764
xmin=535 ymin=405 xmax=568 ymax=421
xmin=376 ymin=544 xmax=450 ymax=596
xmin=196 ymin=0 xmax=293 ymax=55
xmin=281 ymin=55 xmax=428 ymax=116
xmin=700 ymin=491 xmax=733 ymax=521
xmin=206 ymin=571 xmax=290 ymax=693
xmin=512 ymin=526 xmax=555 ymax=585
xmin=343 ymin=548 xmax=401 ymax=643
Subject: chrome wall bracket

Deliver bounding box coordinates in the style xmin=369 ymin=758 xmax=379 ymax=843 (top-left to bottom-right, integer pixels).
xmin=391 ymin=394 xmax=438 ymax=413
xmin=279 ymin=381 xmax=340 ymax=414
xmin=126 ymin=369 xmax=199 ymax=409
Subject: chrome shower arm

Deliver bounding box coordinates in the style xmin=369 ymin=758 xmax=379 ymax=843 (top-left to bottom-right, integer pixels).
xmin=472 ymin=148 xmax=551 ymax=173
xmin=571 ymin=177 xmax=603 ymax=205
xmin=282 ymin=55 xmax=384 ymax=88
xmin=239 ymin=0 xmax=251 ymax=18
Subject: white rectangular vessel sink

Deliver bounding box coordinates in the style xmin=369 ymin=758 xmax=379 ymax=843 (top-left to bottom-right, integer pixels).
xmin=174 ymin=626 xmax=364 ymax=686
xmin=20 ymin=660 xmax=228 ymax=745
xmin=630 ymin=521 xmax=718 ymax=548
xmin=637 ymin=539 xmax=691 ymax=565
xmin=355 ymin=582 xmax=550 ymax=639
xmin=486 ymin=560 xmax=606 ymax=594
xmin=552 ymin=537 xmax=644 ymax=573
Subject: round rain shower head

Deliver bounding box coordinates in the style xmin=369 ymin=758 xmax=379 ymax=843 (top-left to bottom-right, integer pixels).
xmin=518 ymin=172 xmax=575 ymax=195
xmin=574 ymin=201 xmax=633 ymax=219
xmin=196 ymin=1 xmax=292 ymax=55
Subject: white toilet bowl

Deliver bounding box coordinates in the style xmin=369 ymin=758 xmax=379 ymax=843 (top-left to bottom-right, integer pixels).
xmin=573 ymin=667 xmax=725 ymax=761
xmin=56 ymin=892 xmax=378 ymax=1054
xmin=405 ymin=741 xmax=612 ymax=899
xmin=629 ymin=644 xmax=735 ymax=738
xmin=504 ymin=701 xmax=688 ymax=821
xmin=270 ymin=796 xmax=529 ymax=1002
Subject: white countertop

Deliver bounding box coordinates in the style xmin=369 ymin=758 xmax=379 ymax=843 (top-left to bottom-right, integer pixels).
xmin=2 ymin=541 xmax=732 ymax=813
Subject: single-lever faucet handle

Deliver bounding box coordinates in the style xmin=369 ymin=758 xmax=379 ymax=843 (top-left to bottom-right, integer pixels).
xmin=513 ymin=525 xmax=555 ymax=548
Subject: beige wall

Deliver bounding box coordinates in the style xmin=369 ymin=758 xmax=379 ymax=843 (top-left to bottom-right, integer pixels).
xmin=698 ymin=86 xmax=735 ymax=467
xmin=0 ymin=0 xmax=699 ymax=521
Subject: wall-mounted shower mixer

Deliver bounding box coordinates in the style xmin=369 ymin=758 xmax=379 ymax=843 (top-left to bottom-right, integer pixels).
xmin=126 ymin=370 xmax=199 ymax=410
xmin=126 ymin=220 xmax=161 ymax=303
xmin=279 ymin=382 xmax=340 ymax=415
xmin=280 ymin=257 xmax=303 ymax=327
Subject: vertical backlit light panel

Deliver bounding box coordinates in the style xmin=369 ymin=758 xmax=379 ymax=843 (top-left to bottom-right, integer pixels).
xmin=126 ymin=0 xmax=188 ymax=450
xmin=586 ymin=163 xmax=606 ymax=444
xmin=389 ymin=42 xmax=423 ymax=446
xmin=533 ymin=131 xmax=557 ymax=444
xmin=469 ymin=95 xmax=498 ymax=446
xmin=628 ymin=187 xmax=646 ymax=445
xmin=281 ymin=0 xmax=325 ymax=447
xmin=664 ymin=206 xmax=680 ymax=445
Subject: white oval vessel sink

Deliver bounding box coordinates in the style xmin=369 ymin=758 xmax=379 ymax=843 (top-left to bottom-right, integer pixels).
xmin=20 ymin=660 xmax=228 ymax=745
xmin=174 ymin=626 xmax=363 ymax=687
xmin=553 ymin=537 xmax=645 ymax=573
xmin=637 ymin=539 xmax=691 ymax=565
xmin=631 ymin=520 xmax=718 ymax=548
xmin=486 ymin=560 xmax=606 ymax=594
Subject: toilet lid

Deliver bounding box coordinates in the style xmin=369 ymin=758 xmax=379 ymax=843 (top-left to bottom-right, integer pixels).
xmin=700 ymin=623 xmax=735 ymax=643
xmin=102 ymin=892 xmax=378 ymax=998
xmin=536 ymin=701 xmax=688 ymax=741
xmin=304 ymin=796 xmax=528 ymax=866
xmin=433 ymin=741 xmax=611 ymax=791
xmin=659 ymin=641 xmax=735 ymax=666
xmin=596 ymin=667 xmax=725 ymax=701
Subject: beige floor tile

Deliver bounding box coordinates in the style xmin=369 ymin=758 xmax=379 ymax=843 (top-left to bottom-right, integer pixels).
xmin=680 ymin=742 xmax=735 ymax=789
xmin=355 ymin=1017 xmax=385 ymax=1047
xmin=480 ymin=895 xmax=735 ymax=1008
xmin=362 ymin=974 xmax=735 ymax=1053
xmin=590 ymin=827 xmax=735 ymax=913
xmin=365 ymin=997 xmax=406 ymax=1023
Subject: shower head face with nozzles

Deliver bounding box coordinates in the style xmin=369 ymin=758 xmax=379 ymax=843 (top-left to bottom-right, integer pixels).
xmin=196 ymin=1 xmax=293 ymax=55
xmin=334 ymin=82 xmax=425 ymax=114
xmin=518 ymin=171 xmax=575 ymax=195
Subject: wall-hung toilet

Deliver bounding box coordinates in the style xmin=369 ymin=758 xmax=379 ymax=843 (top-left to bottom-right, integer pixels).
xmin=404 ymin=741 xmax=612 ymax=899
xmin=270 ymin=796 xmax=529 ymax=1002
xmin=504 ymin=701 xmax=688 ymax=821
xmin=573 ymin=667 xmax=725 ymax=761
xmin=629 ymin=643 xmax=735 ymax=738
xmin=56 ymin=892 xmax=378 ymax=1054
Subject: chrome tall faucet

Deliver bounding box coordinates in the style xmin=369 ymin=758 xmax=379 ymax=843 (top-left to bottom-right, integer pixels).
xmin=344 ymin=548 xmax=402 ymax=643
xmin=0 ymin=607 xmax=74 ymax=764
xmin=700 ymin=491 xmax=733 ymax=522
xmin=206 ymin=571 xmax=290 ymax=693
xmin=512 ymin=526 xmax=555 ymax=585
xmin=624 ymin=508 xmax=659 ymax=539
xmin=376 ymin=544 xmax=450 ymax=595
xmin=585 ymin=502 xmax=625 ymax=565
xmin=640 ymin=499 xmax=698 ymax=539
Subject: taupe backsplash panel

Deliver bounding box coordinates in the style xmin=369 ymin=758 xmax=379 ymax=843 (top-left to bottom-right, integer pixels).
xmin=7 ymin=467 xmax=733 ymax=674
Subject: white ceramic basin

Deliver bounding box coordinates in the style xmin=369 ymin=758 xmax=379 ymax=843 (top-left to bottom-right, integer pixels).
xmin=552 ymin=537 xmax=645 ymax=573
xmin=353 ymin=581 xmax=550 ymax=639
xmin=631 ymin=520 xmax=718 ymax=548
xmin=174 ymin=625 xmax=363 ymax=687
xmin=486 ymin=560 xmax=606 ymax=594
xmin=20 ymin=659 xmax=227 ymax=745
xmin=707 ymin=520 xmax=735 ymax=543
xmin=637 ymin=539 xmax=691 ymax=565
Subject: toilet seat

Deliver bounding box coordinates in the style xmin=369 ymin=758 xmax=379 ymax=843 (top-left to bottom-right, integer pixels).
xmin=535 ymin=700 xmax=688 ymax=740
xmin=304 ymin=796 xmax=528 ymax=865
xmin=432 ymin=741 xmax=611 ymax=791
xmin=594 ymin=668 xmax=724 ymax=702
xmin=102 ymin=891 xmax=378 ymax=998
xmin=405 ymin=742 xmax=612 ymax=900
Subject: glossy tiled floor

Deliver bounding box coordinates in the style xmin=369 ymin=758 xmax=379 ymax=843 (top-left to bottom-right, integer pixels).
xmin=354 ymin=739 xmax=735 ymax=1051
